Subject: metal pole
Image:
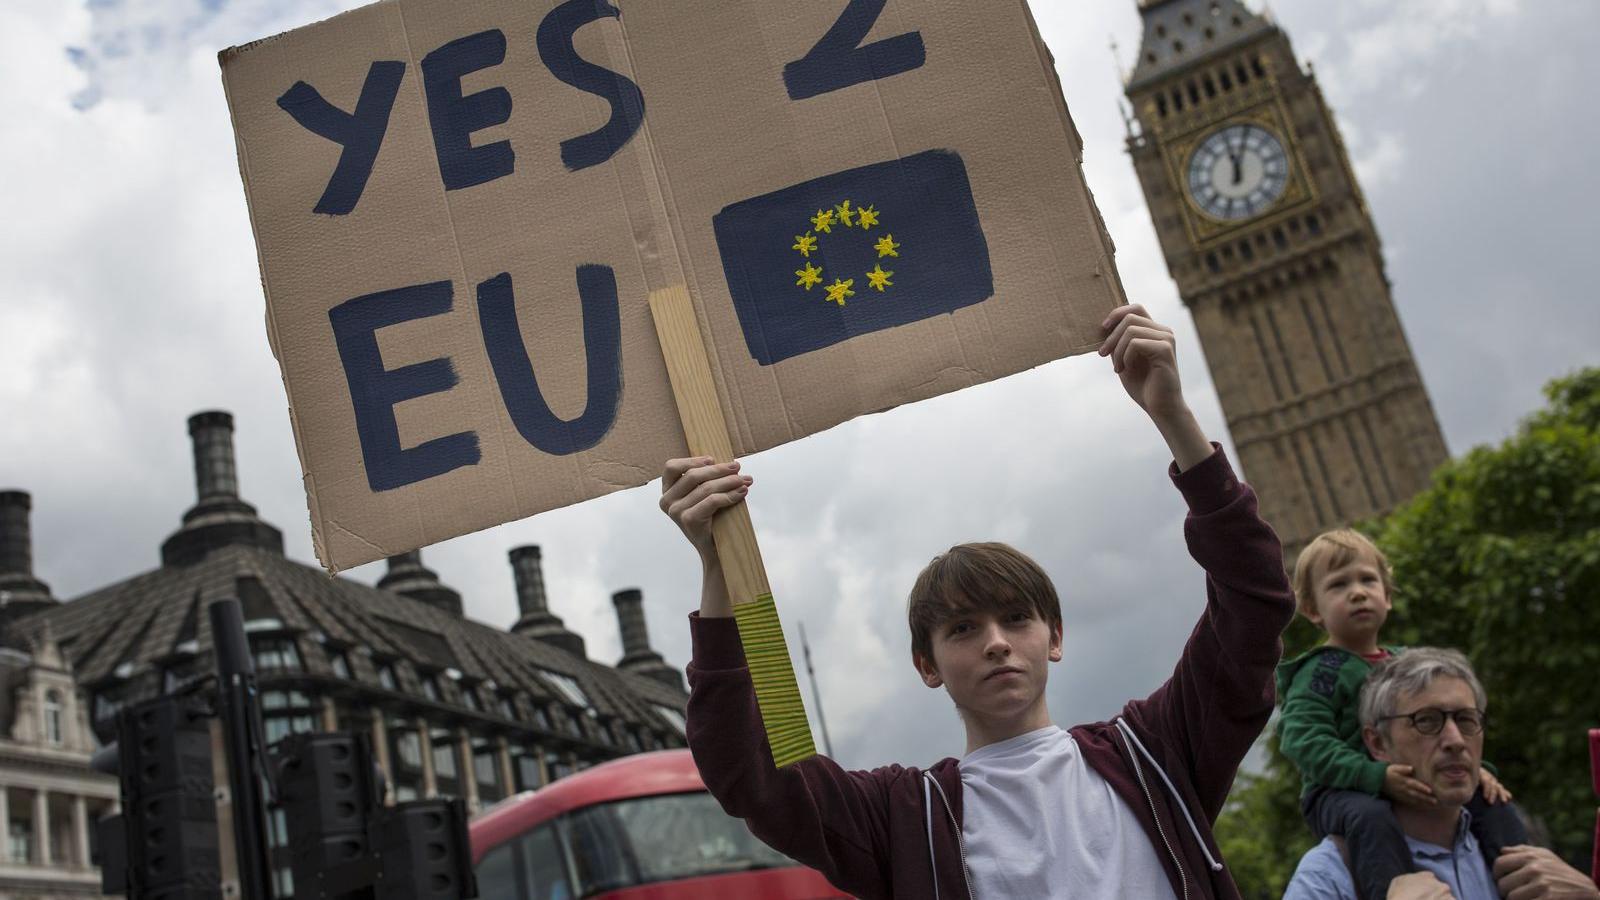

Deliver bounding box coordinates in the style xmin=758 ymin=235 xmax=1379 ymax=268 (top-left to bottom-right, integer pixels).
xmin=798 ymin=622 xmax=835 ymax=759
xmin=209 ymin=598 xmax=275 ymax=900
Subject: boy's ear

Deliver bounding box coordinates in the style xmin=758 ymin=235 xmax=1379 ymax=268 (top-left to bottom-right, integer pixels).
xmin=1048 ymin=620 xmax=1063 ymax=663
xmin=1362 ymin=725 xmax=1391 ymax=762
xmin=912 ymin=651 xmax=943 ymax=689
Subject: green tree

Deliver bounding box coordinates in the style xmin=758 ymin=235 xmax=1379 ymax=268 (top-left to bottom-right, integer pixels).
xmin=1216 ymin=368 xmax=1600 ymax=894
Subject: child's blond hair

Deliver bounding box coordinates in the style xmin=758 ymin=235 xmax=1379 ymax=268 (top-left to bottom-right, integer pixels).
xmin=1292 ymin=529 xmax=1395 ymax=622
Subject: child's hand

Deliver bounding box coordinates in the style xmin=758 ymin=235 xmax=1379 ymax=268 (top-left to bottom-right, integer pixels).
xmin=1385 ymin=872 xmax=1453 ymax=899
xmin=1381 ymin=764 xmax=1436 ymax=807
xmin=1479 ymin=767 xmax=1513 ymax=804
xmin=660 ymin=457 xmax=751 ymax=562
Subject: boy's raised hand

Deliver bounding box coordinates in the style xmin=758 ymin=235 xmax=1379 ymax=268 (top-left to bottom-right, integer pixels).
xmin=1100 ymin=303 xmax=1213 ymax=471
xmin=1100 ymin=303 xmax=1184 ymax=419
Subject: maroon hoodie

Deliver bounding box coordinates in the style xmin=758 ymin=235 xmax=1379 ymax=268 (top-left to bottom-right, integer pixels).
xmin=686 ymin=448 xmax=1294 ymax=899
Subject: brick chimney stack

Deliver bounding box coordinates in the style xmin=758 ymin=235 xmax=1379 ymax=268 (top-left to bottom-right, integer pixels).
xmin=612 ymin=588 xmax=682 ymax=692
xmin=378 ymin=550 xmax=464 ymax=617
xmin=160 ymin=411 xmax=284 ymax=566
xmin=190 ymin=410 xmax=240 ymax=501
xmin=0 ymin=490 xmax=57 ymax=619
xmin=508 ymin=546 xmax=586 ymax=658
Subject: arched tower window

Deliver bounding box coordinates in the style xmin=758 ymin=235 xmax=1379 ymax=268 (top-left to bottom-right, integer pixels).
xmin=44 ymin=689 xmax=64 ymax=745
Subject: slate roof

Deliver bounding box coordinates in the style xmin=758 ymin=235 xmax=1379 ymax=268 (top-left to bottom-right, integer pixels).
xmin=16 ymin=541 xmax=687 ymax=753
xmin=1127 ymin=0 xmax=1275 ymax=91
xmin=5 ymin=413 xmax=688 ymax=758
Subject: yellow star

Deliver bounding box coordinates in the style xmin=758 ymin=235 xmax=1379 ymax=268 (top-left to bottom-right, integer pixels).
xmin=792 ymin=232 xmax=819 ymax=258
xmin=824 ymin=277 xmax=855 ymax=306
xmin=795 ymin=262 xmax=824 ymax=290
xmin=811 ymin=209 xmax=836 ymax=234
xmin=865 ymin=264 xmax=893 ymax=292
xmin=835 ymin=200 xmax=856 ymax=227
xmin=874 ymin=234 xmax=900 ymax=258
xmin=856 ymin=205 xmax=880 ymax=230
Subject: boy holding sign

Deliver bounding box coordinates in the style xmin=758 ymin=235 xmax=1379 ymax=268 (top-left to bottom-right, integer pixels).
xmin=660 ymin=305 xmax=1295 ymax=899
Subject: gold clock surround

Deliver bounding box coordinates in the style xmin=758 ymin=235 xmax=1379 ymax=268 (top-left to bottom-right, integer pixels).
xmin=1161 ymin=104 xmax=1317 ymax=248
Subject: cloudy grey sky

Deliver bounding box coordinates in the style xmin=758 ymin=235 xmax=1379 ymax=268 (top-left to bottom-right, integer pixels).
xmin=3 ymin=0 xmax=1595 ymax=771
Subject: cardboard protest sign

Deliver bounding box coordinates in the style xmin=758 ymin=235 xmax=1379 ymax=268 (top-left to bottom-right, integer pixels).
xmin=221 ymin=0 xmax=1125 ymax=575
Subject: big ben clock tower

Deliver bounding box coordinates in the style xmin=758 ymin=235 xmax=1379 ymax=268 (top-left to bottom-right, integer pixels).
xmin=1124 ymin=0 xmax=1449 ymax=553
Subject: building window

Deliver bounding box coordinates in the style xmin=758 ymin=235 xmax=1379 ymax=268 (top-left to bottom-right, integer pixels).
xmin=377 ymin=662 xmax=398 ymax=691
xmin=421 ymin=675 xmax=441 ymax=702
xmin=460 ymin=686 xmax=480 ymax=712
xmin=512 ymin=745 xmax=543 ymax=791
xmin=545 ymin=749 xmax=573 ymax=782
xmin=261 ymin=690 xmax=318 ymax=746
xmin=43 ymin=690 xmax=64 ymax=745
xmin=330 ymin=652 xmax=351 ymax=679
xmin=498 ymin=695 xmax=517 ymax=720
xmin=537 ymin=670 xmax=591 ymax=709
xmin=473 ymin=739 xmax=505 ymax=803
xmin=652 ymin=704 xmax=687 ymax=737
xmin=251 ymin=637 xmax=302 ymax=673
xmin=387 ymin=717 xmax=425 ymax=801
xmin=432 ymin=729 xmax=461 ymax=798
xmin=9 ymin=819 xmax=32 ymax=862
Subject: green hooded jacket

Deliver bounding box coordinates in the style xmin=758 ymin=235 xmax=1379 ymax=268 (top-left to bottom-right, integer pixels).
xmin=1275 ymin=644 xmax=1398 ymax=798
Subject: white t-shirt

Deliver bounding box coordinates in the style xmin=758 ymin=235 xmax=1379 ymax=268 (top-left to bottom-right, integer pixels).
xmin=959 ymin=725 xmax=1178 ymax=899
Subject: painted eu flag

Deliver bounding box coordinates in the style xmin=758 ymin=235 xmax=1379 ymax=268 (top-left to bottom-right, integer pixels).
xmin=713 ymin=150 xmax=993 ymax=366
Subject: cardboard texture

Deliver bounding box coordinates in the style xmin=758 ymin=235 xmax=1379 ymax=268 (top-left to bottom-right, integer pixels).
xmin=221 ymin=0 xmax=1126 ymax=573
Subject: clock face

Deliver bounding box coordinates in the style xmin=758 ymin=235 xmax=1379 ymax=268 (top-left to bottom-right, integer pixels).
xmin=1187 ymin=123 xmax=1290 ymax=221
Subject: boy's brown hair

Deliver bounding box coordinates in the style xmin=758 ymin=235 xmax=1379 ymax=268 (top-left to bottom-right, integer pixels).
xmin=907 ymin=542 xmax=1062 ymax=662
xmin=1292 ymin=529 xmax=1395 ymax=621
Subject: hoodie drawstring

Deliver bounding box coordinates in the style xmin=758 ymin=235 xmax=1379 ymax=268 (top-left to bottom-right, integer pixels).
xmin=923 ymin=775 xmax=941 ymax=900
xmin=1115 ymin=718 xmax=1224 ymax=872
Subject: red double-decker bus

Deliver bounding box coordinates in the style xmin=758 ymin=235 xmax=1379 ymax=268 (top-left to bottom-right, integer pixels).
xmin=470 ymin=749 xmax=849 ymax=899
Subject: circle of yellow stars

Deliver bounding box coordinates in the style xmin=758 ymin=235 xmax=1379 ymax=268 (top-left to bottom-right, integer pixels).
xmin=791 ymin=199 xmax=900 ymax=306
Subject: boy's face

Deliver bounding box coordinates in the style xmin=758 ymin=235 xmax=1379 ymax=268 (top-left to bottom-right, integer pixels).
xmin=1307 ymin=553 xmax=1391 ymax=647
xmin=913 ymin=603 xmax=1062 ymax=724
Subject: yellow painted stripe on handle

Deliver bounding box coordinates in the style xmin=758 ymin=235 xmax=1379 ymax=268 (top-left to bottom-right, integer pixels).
xmin=733 ymin=594 xmax=817 ymax=767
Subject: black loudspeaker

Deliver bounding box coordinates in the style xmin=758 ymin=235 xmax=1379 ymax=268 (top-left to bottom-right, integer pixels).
xmin=370 ymin=799 xmax=478 ymax=900
xmin=275 ymin=731 xmax=383 ymax=898
xmin=104 ymin=697 xmax=222 ymax=898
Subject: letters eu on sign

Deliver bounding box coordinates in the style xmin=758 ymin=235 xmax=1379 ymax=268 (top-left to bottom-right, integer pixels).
xmin=221 ymin=0 xmax=1121 ymax=572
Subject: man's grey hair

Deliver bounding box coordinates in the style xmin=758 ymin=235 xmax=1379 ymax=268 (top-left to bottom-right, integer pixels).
xmin=1358 ymin=647 xmax=1488 ymax=739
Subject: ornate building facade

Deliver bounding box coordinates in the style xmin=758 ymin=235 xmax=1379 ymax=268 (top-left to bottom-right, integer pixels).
xmin=0 ymin=412 xmax=689 ymax=898
xmin=1123 ymin=0 xmax=1449 ymax=552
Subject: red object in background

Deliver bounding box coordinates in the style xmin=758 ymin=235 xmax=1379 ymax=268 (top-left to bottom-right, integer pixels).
xmin=1590 ymin=729 xmax=1599 ymax=886
xmin=470 ymin=749 xmax=849 ymax=899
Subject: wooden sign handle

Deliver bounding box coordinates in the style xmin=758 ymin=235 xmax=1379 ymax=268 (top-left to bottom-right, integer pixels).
xmin=649 ymin=284 xmax=816 ymax=767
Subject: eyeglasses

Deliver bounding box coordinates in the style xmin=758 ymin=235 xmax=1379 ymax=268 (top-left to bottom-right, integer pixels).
xmin=1377 ymin=707 xmax=1487 ymax=736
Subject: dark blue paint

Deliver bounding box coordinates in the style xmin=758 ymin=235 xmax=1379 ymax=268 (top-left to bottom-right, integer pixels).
xmin=713 ymin=150 xmax=991 ymax=366
xmin=421 ymin=30 xmax=514 ymax=190
xmin=477 ymin=266 xmax=623 ymax=455
xmin=784 ymin=0 xmax=925 ymax=101
xmin=329 ymin=281 xmax=481 ymax=492
xmin=536 ymin=0 xmax=645 ymax=171
xmin=277 ymin=61 xmax=405 ymax=215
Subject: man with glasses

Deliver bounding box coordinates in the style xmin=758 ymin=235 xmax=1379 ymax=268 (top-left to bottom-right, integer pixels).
xmin=1284 ymin=648 xmax=1598 ymax=899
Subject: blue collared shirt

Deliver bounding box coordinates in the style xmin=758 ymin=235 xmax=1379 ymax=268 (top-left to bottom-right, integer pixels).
xmin=1283 ymin=811 xmax=1498 ymax=900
